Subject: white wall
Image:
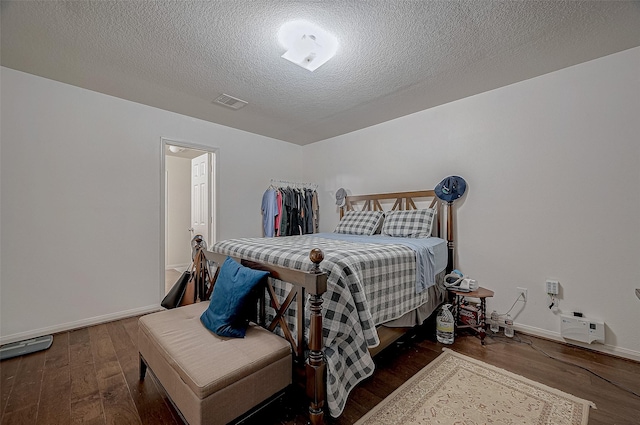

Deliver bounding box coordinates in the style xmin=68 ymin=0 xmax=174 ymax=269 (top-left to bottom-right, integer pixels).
xmin=165 ymin=155 xmax=192 ymax=268
xmin=0 ymin=67 xmax=302 ymax=343
xmin=303 ymin=47 xmax=640 ymax=359
xmin=3 ymin=46 xmax=639 ymax=358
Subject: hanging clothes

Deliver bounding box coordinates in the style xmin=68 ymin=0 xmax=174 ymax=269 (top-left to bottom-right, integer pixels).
xmin=261 ymin=188 xmax=278 ymax=237
xmin=312 ymin=190 xmax=319 ymax=233
xmin=275 ymin=190 xmax=283 ymax=237
xmin=304 ymin=188 xmax=313 ymax=234
xmin=261 ymin=181 xmax=319 ymax=237
xmin=288 ymin=188 xmax=301 ymax=236
xmin=279 ymin=187 xmax=290 ymax=237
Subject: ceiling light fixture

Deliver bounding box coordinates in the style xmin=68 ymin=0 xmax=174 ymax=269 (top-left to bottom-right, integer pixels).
xmin=168 ymin=145 xmax=186 ymax=153
xmin=278 ymin=20 xmax=338 ymax=72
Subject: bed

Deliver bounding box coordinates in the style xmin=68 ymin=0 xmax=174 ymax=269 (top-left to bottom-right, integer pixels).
xmin=203 ymin=189 xmax=455 ymax=423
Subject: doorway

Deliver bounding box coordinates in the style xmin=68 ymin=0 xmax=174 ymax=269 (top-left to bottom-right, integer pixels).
xmin=161 ymin=138 xmax=218 ymax=296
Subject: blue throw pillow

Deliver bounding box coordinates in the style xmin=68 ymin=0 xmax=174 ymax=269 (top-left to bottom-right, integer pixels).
xmin=200 ymin=256 xmax=269 ymax=338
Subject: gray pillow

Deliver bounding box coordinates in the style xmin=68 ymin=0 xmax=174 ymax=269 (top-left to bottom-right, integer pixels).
xmin=382 ymin=209 xmax=435 ymax=238
xmin=334 ymin=210 xmax=384 ymax=236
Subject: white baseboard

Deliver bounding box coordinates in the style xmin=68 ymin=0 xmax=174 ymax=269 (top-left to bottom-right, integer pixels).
xmin=165 ymin=263 xmax=190 ymax=270
xmin=0 ymin=304 xmax=163 ymax=346
xmin=5 ymin=311 xmax=638 ymax=363
xmin=514 ymin=323 xmax=640 ymax=362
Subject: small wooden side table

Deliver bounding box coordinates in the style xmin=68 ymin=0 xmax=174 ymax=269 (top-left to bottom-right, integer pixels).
xmin=447 ymin=287 xmax=494 ymax=345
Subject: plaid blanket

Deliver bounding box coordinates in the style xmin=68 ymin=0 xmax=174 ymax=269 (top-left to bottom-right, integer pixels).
xmin=211 ymin=235 xmax=434 ymax=417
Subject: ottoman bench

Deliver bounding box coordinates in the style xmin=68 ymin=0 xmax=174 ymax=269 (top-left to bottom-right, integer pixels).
xmin=138 ymin=302 xmax=292 ymax=425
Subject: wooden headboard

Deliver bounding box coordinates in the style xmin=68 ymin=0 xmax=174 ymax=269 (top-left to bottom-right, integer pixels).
xmin=340 ymin=189 xmax=441 ymax=235
xmin=339 ymin=189 xmax=454 ymax=272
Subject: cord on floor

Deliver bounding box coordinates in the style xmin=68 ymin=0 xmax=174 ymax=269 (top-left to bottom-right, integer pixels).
xmin=486 ymin=331 xmax=640 ymax=398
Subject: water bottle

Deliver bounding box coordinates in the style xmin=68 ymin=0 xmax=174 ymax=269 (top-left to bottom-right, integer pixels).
xmin=436 ymin=304 xmax=455 ymax=344
xmin=490 ymin=310 xmax=499 ymax=333
xmin=504 ymin=314 xmax=514 ymax=338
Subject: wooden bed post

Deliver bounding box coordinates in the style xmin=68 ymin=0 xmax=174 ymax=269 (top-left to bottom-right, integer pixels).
xmin=307 ymin=248 xmax=326 ymax=425
xmin=203 ymin=247 xmax=328 ymax=423
xmin=447 ymin=200 xmax=454 ymax=273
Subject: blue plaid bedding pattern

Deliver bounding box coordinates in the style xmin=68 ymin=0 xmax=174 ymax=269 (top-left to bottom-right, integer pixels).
xmin=333 ymin=210 xmax=384 ymax=235
xmin=382 ymin=208 xmax=435 ymax=237
xmin=210 ymin=235 xmax=432 ymax=417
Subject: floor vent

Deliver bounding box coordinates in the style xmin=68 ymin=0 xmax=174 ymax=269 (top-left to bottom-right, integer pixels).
xmin=1 ymin=335 xmax=53 ymax=360
xmin=213 ymin=94 xmax=248 ymax=110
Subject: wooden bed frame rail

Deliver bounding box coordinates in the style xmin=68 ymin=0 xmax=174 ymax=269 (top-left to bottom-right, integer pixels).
xmin=203 ymin=249 xmax=328 ymax=425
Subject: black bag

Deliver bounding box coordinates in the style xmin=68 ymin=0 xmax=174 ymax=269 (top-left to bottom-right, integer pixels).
xmin=161 ymin=271 xmax=192 ymax=309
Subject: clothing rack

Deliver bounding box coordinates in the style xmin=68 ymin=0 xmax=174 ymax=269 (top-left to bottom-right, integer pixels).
xmin=264 ymin=181 xmax=319 ymax=237
xmin=270 ymin=178 xmax=318 ymax=190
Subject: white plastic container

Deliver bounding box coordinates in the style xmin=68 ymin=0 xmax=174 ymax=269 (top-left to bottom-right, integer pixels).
xmin=436 ymin=304 xmax=455 ymax=344
xmin=504 ymin=314 xmax=514 ymax=338
xmin=490 ymin=310 xmax=500 ymax=333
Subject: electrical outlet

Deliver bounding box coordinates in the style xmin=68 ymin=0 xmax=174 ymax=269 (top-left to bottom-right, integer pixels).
xmin=517 ymin=287 xmax=527 ymax=302
xmin=546 ymin=280 xmax=559 ymax=295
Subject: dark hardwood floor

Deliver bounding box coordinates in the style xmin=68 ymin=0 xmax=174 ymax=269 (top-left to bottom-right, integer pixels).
xmin=2 ymin=316 xmax=639 ymax=424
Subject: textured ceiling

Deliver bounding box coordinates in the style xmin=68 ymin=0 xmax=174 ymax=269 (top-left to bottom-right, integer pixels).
xmin=2 ymin=1 xmax=640 ymax=145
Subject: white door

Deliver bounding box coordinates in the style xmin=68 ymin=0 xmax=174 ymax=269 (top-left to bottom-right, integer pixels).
xmin=191 ymin=153 xmax=210 ymax=245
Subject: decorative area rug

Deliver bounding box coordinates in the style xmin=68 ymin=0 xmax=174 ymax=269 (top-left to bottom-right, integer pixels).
xmin=356 ymin=348 xmax=595 ymax=425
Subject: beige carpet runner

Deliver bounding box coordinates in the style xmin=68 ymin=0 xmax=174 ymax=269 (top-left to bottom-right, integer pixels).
xmin=356 ymin=348 xmax=595 ymax=425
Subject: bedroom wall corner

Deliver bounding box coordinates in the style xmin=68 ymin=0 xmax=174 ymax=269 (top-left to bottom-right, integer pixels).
xmin=301 ymin=46 xmax=640 ymax=359
xmin=0 ymin=67 xmax=304 ymax=344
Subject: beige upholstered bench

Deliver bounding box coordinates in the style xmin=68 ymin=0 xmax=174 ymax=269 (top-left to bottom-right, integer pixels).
xmin=138 ymin=302 xmax=292 ymax=425
xmin=140 ymin=249 xmax=328 ymax=425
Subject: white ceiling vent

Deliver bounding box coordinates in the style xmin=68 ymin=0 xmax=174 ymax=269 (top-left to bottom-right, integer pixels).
xmin=213 ymin=94 xmax=248 ymax=110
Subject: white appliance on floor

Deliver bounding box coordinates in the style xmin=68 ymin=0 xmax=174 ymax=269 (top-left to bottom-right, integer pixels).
xmin=560 ymin=314 xmax=605 ymax=344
